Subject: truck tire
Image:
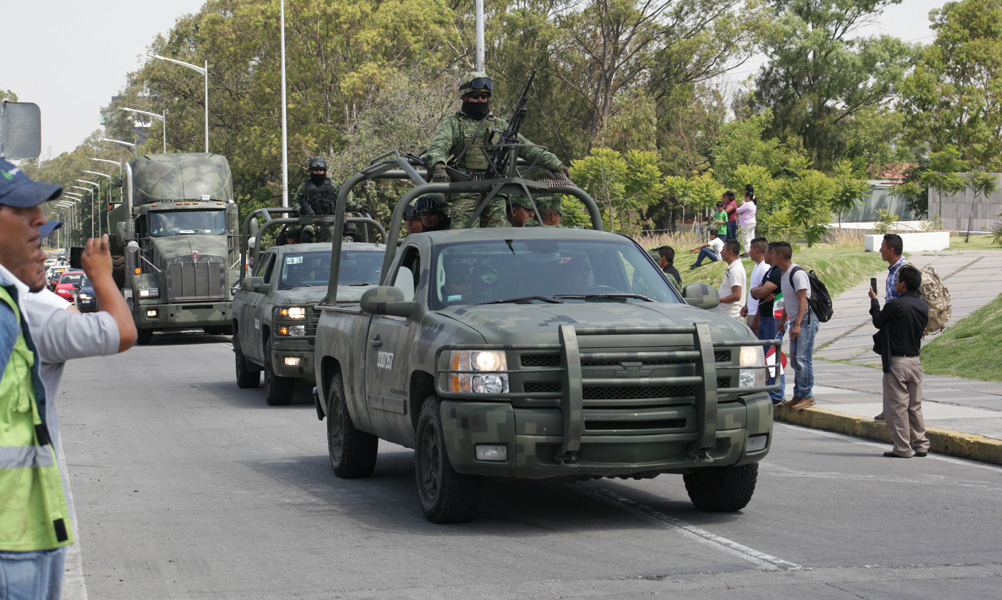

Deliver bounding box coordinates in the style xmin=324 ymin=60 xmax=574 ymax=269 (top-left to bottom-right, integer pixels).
xmin=234 ymin=342 xmax=260 ymax=389
xmin=327 ymin=374 xmax=378 ymax=478
xmin=683 ymin=463 xmax=758 ymax=512
xmin=136 ymin=328 xmax=153 ymax=345
xmin=263 ymin=339 xmax=294 ymax=406
xmin=415 ymin=396 xmax=481 ymax=523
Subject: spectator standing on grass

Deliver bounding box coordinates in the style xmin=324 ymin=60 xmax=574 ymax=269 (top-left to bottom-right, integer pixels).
xmin=711 ymin=201 xmax=727 ymax=238
xmin=716 ymin=240 xmax=746 ymax=320
xmin=723 ymin=190 xmax=738 ymax=241
xmin=751 ymin=242 xmax=786 ymax=405
xmin=773 ymin=241 xmax=818 ymax=411
xmin=736 ymin=185 xmax=757 ymax=255
xmin=868 ymin=265 xmax=931 ymax=458
xmin=739 ymin=237 xmax=770 ymax=336
xmin=688 ymin=229 xmax=723 ymax=269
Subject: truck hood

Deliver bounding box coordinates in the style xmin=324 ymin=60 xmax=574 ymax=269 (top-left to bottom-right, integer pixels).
xmin=150 ymin=234 xmax=229 ymax=260
xmin=439 ymin=301 xmax=754 ymax=345
xmin=272 ymin=286 xmax=328 ymax=305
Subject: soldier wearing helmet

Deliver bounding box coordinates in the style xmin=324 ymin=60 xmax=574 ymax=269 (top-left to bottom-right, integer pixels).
xmin=425 ymin=71 xmax=570 ymax=229
xmin=507 ymin=195 xmax=539 ymax=227
xmin=294 ymin=157 xmax=339 ymax=219
xmin=414 ymin=193 xmax=451 ymax=232
xmin=404 ymin=201 xmax=423 ymax=235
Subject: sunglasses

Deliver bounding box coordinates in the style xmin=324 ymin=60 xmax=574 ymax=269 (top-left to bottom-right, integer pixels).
xmin=466 ymin=92 xmax=491 ymax=100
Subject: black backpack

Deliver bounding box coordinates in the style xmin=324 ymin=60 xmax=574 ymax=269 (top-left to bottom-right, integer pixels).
xmin=790 ymin=266 xmax=833 ymax=323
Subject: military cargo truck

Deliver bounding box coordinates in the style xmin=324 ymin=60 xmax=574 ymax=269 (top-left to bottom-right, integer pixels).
xmin=109 ymin=153 xmax=239 ymax=344
xmin=312 ymin=154 xmax=778 ymax=523
xmin=232 ymin=209 xmax=386 ymax=405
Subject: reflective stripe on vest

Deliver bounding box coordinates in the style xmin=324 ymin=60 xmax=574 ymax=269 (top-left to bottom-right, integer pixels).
xmin=0 ymin=284 xmax=74 ymax=551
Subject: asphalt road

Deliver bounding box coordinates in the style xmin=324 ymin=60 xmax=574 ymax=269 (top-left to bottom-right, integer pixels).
xmin=57 ymin=333 xmax=1002 ymax=599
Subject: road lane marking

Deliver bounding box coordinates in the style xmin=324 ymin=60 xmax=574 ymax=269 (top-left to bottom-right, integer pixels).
xmin=580 ymin=482 xmax=802 ymax=571
xmin=58 ymin=440 xmax=88 ymax=600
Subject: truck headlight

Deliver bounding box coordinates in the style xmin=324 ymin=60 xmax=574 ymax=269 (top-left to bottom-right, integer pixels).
xmin=138 ymin=288 xmax=159 ymax=298
xmin=739 ymin=346 xmax=766 ymax=388
xmin=278 ymin=306 xmax=307 ymax=319
xmin=277 ymin=325 xmax=307 ymax=337
xmin=449 ymin=350 xmax=509 ymax=394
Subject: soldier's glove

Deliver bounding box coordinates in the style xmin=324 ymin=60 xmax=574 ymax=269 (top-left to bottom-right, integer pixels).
xmin=359 ymin=205 xmax=373 ymax=218
xmin=432 ymin=163 xmax=449 ymax=183
xmin=556 ymin=165 xmax=571 ymax=180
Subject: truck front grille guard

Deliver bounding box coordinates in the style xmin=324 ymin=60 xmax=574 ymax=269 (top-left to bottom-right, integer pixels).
xmin=435 ymin=323 xmax=781 ymax=464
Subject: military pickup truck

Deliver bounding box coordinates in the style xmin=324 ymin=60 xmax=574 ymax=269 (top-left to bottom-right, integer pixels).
xmin=232 ymin=210 xmax=385 ymax=406
xmin=313 ymin=154 xmax=777 ymax=523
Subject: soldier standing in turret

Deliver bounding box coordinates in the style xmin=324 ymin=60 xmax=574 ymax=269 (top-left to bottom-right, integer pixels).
xmin=294 ymin=157 xmax=337 ymax=242
xmin=425 ymin=72 xmax=570 ymax=228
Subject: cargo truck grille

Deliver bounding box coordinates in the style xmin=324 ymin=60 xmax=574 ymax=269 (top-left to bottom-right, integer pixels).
xmin=166 ymin=256 xmax=225 ymax=302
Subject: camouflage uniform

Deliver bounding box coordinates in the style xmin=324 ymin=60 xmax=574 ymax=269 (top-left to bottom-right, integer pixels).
xmin=508 ymin=194 xmax=539 ymax=227
xmin=425 ymin=72 xmax=565 ymax=229
xmin=293 ymin=177 xmax=339 ymax=216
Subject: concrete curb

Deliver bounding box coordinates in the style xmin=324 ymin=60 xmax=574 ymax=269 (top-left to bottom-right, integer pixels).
xmin=775 ymin=406 xmax=1002 ymax=465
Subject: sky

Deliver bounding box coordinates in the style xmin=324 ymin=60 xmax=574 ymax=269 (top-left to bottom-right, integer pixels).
xmin=2 ymin=0 xmax=950 ymax=161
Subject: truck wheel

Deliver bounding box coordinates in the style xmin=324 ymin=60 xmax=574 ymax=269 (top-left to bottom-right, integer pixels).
xmin=136 ymin=328 xmax=153 ymax=345
xmin=327 ymin=374 xmax=378 ymax=478
xmin=684 ymin=463 xmax=758 ymax=512
xmin=234 ymin=343 xmax=260 ymax=388
xmin=263 ymin=339 xmax=294 ymax=406
xmin=415 ymin=396 xmax=481 ymax=523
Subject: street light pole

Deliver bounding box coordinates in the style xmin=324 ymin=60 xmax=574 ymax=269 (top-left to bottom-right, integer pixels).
xmin=102 ymin=138 xmax=138 ymax=155
xmin=84 ymin=170 xmax=113 ymax=235
xmin=90 ymin=158 xmax=123 ymax=204
xmin=117 ymin=107 xmax=167 ymax=153
xmin=280 ymin=0 xmax=289 ymax=208
xmin=75 ymin=180 xmax=101 ymax=238
xmin=147 ymin=53 xmax=209 ymax=153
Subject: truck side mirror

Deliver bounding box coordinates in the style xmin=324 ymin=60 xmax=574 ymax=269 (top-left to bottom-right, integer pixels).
xmin=682 ymin=282 xmax=720 ymax=310
xmin=360 ymin=286 xmax=414 ymax=318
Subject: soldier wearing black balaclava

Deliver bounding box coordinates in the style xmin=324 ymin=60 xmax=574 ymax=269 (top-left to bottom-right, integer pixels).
xmin=294 ymin=157 xmax=339 ymax=217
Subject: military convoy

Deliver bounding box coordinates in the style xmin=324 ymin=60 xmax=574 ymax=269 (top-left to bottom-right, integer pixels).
xmin=231 ymin=210 xmax=386 ymax=405
xmin=108 ymin=153 xmax=240 ymax=344
xmin=310 ymin=154 xmax=778 ymax=523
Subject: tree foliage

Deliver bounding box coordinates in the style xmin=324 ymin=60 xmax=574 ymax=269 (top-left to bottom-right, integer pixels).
xmin=899 ymin=0 xmax=1002 ymax=170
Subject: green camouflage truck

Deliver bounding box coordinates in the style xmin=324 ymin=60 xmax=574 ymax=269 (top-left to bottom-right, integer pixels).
xmin=232 ymin=210 xmax=386 ymax=405
xmin=109 ymin=153 xmax=240 ymax=344
xmin=312 ymin=154 xmax=778 ymax=523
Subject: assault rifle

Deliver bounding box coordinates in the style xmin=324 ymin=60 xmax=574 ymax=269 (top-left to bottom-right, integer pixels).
xmin=485 ymin=70 xmax=536 ymax=180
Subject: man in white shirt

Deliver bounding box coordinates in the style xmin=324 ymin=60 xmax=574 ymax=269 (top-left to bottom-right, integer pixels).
xmin=773 ymin=241 xmax=818 ymax=410
xmin=716 ymin=240 xmax=746 ymax=320
xmin=739 ymin=237 xmax=769 ymax=335
xmin=688 ymin=229 xmax=724 ymax=270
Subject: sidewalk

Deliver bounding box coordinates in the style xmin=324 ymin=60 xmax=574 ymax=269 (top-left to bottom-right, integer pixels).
xmin=772 ymin=247 xmax=1002 ymax=464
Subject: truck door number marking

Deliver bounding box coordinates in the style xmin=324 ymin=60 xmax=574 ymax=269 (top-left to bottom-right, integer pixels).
xmin=377 ymin=351 xmax=394 ymax=370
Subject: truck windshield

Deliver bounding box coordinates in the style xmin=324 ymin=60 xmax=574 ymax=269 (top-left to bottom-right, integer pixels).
xmin=429 ymin=238 xmax=682 ymax=309
xmin=279 ymin=250 xmax=383 ymax=290
xmin=149 ymin=210 xmax=227 ymax=236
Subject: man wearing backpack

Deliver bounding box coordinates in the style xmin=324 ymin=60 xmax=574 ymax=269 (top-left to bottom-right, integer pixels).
xmin=868 ymin=265 xmax=931 ymax=458
xmin=774 ymin=241 xmax=818 ymax=410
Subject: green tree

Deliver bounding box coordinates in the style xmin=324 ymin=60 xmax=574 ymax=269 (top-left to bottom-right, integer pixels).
xmin=919 ymin=147 xmax=968 ymax=227
xmin=965 ymin=171 xmax=999 ymax=243
xmin=899 ymin=0 xmax=1002 ymax=170
xmin=570 ymin=147 xmax=663 ymax=235
xmin=0 ymin=90 xmax=17 ymax=102
xmin=751 ymin=0 xmax=918 ymax=172
xmin=829 ymin=160 xmax=870 ymax=227
xmin=776 ymin=166 xmax=835 ymax=247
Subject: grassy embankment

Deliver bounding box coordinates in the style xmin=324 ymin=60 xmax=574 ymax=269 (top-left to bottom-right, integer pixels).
xmin=922 ymin=294 xmax=1002 ymax=382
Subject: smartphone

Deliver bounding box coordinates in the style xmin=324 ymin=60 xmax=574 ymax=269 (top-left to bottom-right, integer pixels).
xmin=870 ymin=277 xmax=878 ymax=294
xmin=69 ymin=246 xmax=85 ymax=269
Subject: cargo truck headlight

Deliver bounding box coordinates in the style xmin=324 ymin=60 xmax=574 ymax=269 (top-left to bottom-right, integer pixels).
xmin=277 ymin=325 xmax=307 ymax=337
xmin=278 ymin=306 xmax=307 ymax=319
xmin=739 ymin=346 xmax=766 ymax=388
xmin=138 ymin=288 xmax=159 ymax=298
xmin=449 ymin=350 xmax=509 ymax=394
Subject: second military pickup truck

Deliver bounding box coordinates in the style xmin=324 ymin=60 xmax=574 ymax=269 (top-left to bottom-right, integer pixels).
xmin=313 ymin=154 xmax=777 ymax=523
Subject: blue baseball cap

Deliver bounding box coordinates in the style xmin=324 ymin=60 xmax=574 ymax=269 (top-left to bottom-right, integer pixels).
xmin=40 ymin=221 xmax=63 ymax=239
xmin=0 ymin=158 xmax=63 ymax=208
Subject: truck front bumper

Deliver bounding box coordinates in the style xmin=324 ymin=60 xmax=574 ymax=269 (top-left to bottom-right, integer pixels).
xmin=270 ymin=338 xmax=316 ymax=382
xmin=439 ymin=393 xmax=773 ymax=479
xmin=136 ymin=301 xmax=231 ymax=330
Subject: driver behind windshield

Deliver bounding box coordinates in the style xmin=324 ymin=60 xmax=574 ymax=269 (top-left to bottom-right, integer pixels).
xmin=559 ymin=255 xmax=594 ymax=294
xmin=441 ymin=259 xmax=474 ymax=305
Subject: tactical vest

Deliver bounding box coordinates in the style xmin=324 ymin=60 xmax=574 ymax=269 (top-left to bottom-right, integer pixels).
xmin=455 ymin=114 xmax=500 ymax=173
xmin=303 ymin=178 xmax=337 ymax=215
xmin=0 ymin=284 xmax=74 ymax=552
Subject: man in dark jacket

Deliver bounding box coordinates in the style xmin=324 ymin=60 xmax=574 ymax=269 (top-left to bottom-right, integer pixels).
xmin=868 ymin=264 xmax=931 ymax=458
